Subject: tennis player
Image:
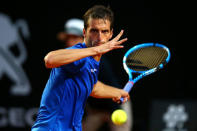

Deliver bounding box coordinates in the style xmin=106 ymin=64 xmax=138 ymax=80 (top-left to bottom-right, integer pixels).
xmin=31 ymin=5 xmax=129 ymax=131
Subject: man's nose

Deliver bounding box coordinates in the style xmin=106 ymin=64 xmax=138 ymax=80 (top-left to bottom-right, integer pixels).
xmin=97 ymin=32 xmax=102 ymax=40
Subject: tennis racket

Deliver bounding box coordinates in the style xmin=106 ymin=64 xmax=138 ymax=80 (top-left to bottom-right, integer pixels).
xmin=120 ymin=43 xmax=171 ymax=102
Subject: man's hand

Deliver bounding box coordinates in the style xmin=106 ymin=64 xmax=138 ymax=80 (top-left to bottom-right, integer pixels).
xmin=95 ymin=30 xmax=128 ymax=54
xmin=112 ymin=89 xmax=130 ymax=104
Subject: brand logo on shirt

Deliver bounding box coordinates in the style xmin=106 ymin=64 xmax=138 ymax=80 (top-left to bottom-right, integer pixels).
xmin=91 ymin=69 xmax=97 ymax=73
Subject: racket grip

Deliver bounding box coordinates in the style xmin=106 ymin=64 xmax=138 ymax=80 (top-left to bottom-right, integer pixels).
xmin=120 ymin=81 xmax=134 ymax=103
xmin=123 ymin=81 xmax=134 ymax=92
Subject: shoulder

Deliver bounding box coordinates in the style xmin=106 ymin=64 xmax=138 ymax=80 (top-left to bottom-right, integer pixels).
xmin=66 ymin=43 xmax=86 ymax=49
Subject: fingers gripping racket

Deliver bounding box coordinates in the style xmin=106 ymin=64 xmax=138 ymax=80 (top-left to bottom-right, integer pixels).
xmin=120 ymin=43 xmax=171 ymax=102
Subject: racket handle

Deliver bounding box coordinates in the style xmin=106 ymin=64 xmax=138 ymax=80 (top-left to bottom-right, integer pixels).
xmin=123 ymin=81 xmax=134 ymax=92
xmin=120 ymin=81 xmax=134 ymax=103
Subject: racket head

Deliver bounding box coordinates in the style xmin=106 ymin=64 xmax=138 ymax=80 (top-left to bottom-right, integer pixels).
xmin=123 ymin=43 xmax=171 ymax=80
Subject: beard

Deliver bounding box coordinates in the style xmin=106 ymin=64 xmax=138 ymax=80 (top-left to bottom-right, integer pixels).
xmin=91 ymin=40 xmax=105 ymax=47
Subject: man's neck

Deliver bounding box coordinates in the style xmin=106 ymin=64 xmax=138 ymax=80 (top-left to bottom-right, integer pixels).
xmin=84 ymin=41 xmax=102 ymax=62
xmin=93 ymin=54 xmax=102 ymax=62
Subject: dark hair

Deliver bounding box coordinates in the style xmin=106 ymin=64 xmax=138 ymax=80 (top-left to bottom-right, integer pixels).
xmin=83 ymin=5 xmax=114 ymax=30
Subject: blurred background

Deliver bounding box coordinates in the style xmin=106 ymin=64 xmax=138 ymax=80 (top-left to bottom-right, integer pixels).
xmin=0 ymin=0 xmax=195 ymax=131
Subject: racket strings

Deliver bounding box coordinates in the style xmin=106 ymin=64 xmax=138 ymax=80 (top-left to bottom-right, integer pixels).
xmin=126 ymin=47 xmax=168 ymax=71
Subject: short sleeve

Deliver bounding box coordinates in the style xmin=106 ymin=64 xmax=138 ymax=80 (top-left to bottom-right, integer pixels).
xmin=58 ymin=43 xmax=87 ymax=74
xmin=60 ymin=57 xmax=87 ymax=74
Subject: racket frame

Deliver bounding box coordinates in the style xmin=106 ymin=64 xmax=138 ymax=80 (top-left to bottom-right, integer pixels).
xmin=120 ymin=43 xmax=171 ymax=102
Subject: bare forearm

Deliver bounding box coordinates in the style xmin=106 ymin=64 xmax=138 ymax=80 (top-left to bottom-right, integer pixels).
xmin=90 ymin=81 xmax=122 ymax=98
xmin=44 ymin=47 xmax=99 ymax=68
xmin=90 ymin=81 xmax=130 ymax=103
xmin=44 ymin=30 xmax=127 ymax=68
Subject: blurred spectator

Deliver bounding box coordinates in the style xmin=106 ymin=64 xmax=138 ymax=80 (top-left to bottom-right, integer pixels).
xmin=56 ymin=18 xmax=84 ymax=47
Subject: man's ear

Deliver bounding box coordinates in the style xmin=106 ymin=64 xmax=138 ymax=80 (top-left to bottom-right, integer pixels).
xmin=110 ymin=28 xmax=113 ymax=39
xmin=83 ymin=28 xmax=86 ymax=37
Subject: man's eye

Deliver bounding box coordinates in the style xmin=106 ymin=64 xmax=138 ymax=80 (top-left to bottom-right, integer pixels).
xmin=91 ymin=29 xmax=98 ymax=33
xmin=102 ymin=30 xmax=109 ymax=34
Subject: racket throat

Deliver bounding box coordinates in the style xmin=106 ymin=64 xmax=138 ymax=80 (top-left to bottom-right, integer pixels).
xmin=128 ymin=81 xmax=134 ymax=85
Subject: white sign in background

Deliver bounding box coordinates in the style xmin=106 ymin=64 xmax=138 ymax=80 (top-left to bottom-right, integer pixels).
xmin=0 ymin=13 xmax=37 ymax=128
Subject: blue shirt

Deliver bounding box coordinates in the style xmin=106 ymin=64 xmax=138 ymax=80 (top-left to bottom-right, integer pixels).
xmin=32 ymin=43 xmax=100 ymax=131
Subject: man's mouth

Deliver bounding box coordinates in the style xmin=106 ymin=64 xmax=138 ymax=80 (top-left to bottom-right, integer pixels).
xmin=91 ymin=41 xmax=104 ymax=47
xmin=96 ymin=42 xmax=102 ymax=46
xmin=95 ymin=41 xmax=104 ymax=46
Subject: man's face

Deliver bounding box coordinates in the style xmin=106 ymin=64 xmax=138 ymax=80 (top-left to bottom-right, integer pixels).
xmin=83 ymin=18 xmax=113 ymax=47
